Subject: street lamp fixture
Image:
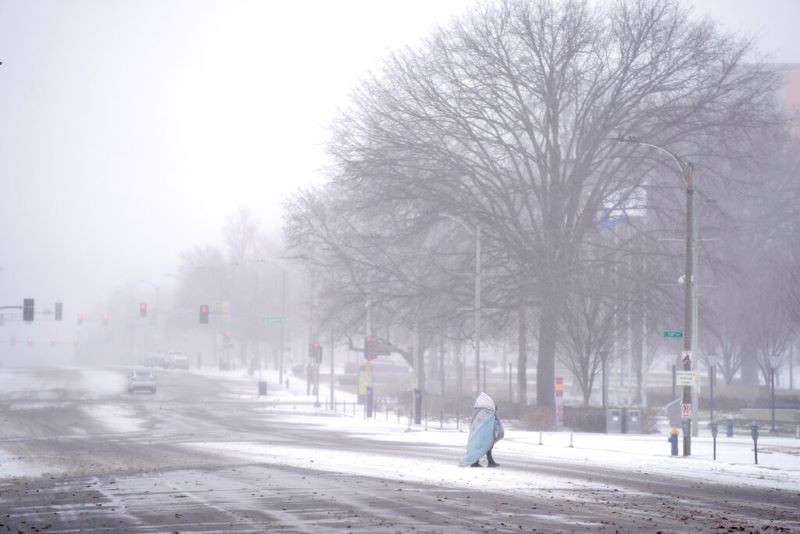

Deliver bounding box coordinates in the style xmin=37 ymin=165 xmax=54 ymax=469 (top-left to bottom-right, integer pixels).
xmin=612 ymin=135 xmax=694 ymax=455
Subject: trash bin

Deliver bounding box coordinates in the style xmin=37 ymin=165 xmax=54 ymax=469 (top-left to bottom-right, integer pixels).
xmin=624 ymin=408 xmax=643 ymax=434
xmin=606 ymin=408 xmax=623 ymax=433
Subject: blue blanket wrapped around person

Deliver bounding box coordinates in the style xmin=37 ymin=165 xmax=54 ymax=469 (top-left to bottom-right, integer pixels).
xmin=459 ymin=392 xmax=504 ymax=467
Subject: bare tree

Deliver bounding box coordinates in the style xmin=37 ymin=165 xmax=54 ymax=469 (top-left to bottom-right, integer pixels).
xmin=323 ymin=0 xmax=780 ymax=407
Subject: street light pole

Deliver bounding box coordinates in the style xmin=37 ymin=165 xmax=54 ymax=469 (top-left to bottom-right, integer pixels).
xmin=254 ymin=259 xmax=288 ymax=383
xmin=440 ymin=214 xmax=482 ymax=396
xmin=279 ymin=268 xmax=286 ymax=385
xmin=771 ymin=366 xmax=776 ymax=432
xmin=474 ymin=223 xmax=482 ymax=395
xmin=768 ymin=355 xmax=779 ymax=432
xmin=613 ymin=136 xmax=694 ymax=456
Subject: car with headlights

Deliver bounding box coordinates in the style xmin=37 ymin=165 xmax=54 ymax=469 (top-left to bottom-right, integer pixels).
xmin=127 ymin=368 xmax=157 ymax=393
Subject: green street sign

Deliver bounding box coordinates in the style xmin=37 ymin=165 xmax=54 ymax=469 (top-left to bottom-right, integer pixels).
xmin=263 ymin=315 xmax=286 ymax=325
xmin=663 ymin=330 xmax=684 ymax=338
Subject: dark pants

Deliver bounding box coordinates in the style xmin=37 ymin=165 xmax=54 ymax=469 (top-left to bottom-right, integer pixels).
xmin=470 ymin=447 xmax=497 ymax=466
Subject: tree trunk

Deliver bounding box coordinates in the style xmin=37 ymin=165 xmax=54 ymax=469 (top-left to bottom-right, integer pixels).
xmin=536 ymin=306 xmax=558 ymax=407
xmin=740 ymin=352 xmax=759 ymax=385
xmin=517 ymin=305 xmax=528 ymax=406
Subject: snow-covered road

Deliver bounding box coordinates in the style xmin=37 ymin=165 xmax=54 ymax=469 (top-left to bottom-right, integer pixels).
xmin=0 ymin=365 xmax=797 ymax=532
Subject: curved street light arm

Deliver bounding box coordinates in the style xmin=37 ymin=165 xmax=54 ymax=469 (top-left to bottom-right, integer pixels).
xmin=439 ymin=212 xmax=475 ymax=236
xmin=611 ymin=136 xmax=692 ymax=186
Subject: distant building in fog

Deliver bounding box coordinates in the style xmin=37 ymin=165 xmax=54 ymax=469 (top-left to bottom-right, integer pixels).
xmin=777 ymin=64 xmax=800 ymax=136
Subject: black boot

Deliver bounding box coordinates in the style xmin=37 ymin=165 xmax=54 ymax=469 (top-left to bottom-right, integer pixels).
xmin=487 ymin=450 xmax=499 ymax=468
xmin=470 ymin=461 xmax=482 ymax=467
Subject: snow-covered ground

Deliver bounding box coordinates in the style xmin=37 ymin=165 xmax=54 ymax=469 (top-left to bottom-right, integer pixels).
xmin=180 ymin=367 xmax=800 ymax=497
xmin=185 ymin=409 xmax=800 ymax=497
xmin=2 ymin=364 xmax=798 ymax=497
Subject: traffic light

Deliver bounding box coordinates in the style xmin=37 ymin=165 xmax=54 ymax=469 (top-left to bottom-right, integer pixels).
xmin=199 ymin=304 xmax=209 ymax=324
xmin=54 ymin=302 xmax=63 ymax=321
xmin=102 ymin=313 xmax=109 ymax=326
xmin=365 ymin=336 xmax=389 ymax=360
xmin=365 ymin=336 xmax=378 ymax=360
xmin=77 ymin=312 xmax=84 ymax=325
xmin=309 ymin=342 xmax=322 ymax=363
xmin=23 ymin=298 xmax=34 ymax=322
xmin=139 ymin=302 xmax=148 ymax=317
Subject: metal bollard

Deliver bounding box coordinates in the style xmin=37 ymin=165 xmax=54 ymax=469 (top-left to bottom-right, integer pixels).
xmin=750 ymin=422 xmax=759 ymax=465
xmin=726 ymin=415 xmax=734 ymax=438
xmin=440 ymin=410 xmax=443 ymax=430
xmin=668 ymin=427 xmax=679 ymax=456
xmin=538 ymin=431 xmax=543 ymax=446
xmin=569 ymin=433 xmax=574 ymax=448
xmin=397 ymin=408 xmax=400 ymax=424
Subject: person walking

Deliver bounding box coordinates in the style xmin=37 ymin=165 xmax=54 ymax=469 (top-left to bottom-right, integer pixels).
xmin=459 ymin=392 xmax=504 ymax=467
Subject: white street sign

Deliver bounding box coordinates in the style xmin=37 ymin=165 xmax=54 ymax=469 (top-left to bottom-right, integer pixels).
xmin=676 ymin=370 xmax=698 ymax=386
xmin=681 ymin=403 xmax=693 ymax=419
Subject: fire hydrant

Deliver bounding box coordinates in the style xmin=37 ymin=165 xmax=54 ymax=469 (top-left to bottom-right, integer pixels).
xmin=668 ymin=427 xmax=679 ymax=456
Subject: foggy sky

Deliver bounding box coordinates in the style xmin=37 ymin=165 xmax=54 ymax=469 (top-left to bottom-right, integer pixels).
xmin=1 ymin=0 xmax=798 ymax=345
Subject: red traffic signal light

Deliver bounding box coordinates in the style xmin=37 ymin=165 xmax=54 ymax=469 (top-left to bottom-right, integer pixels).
xmin=102 ymin=313 xmax=109 ymax=326
xmin=365 ymin=336 xmax=389 ymax=360
xmin=77 ymin=312 xmax=84 ymax=325
xmin=199 ymin=305 xmax=209 ymax=324
xmin=309 ymin=342 xmax=322 ymax=363
xmin=139 ymin=302 xmax=148 ymax=317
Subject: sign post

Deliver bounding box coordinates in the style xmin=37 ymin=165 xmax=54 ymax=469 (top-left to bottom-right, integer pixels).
xmin=555 ymin=377 xmax=564 ymax=429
